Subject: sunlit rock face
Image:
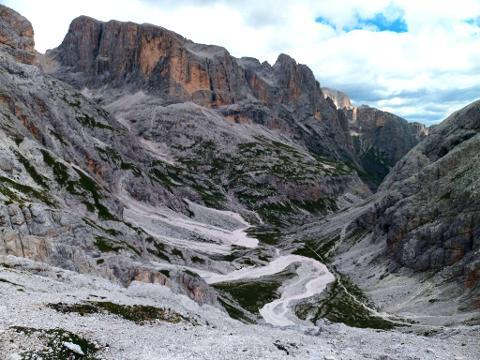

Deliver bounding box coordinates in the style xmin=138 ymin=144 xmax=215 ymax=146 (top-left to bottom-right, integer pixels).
xmin=322 ymin=87 xmax=353 ymax=110
xmin=0 ymin=5 xmax=35 ymax=64
xmin=46 ymin=17 xmax=360 ymax=164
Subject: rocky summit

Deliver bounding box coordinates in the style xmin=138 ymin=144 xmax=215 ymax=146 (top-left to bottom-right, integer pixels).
xmin=0 ymin=4 xmax=478 ymax=360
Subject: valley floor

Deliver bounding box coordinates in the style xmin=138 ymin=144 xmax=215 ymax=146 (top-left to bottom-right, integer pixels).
xmin=0 ymin=256 xmax=478 ymax=360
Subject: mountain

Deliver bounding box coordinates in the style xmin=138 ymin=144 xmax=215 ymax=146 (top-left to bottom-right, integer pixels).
xmin=371 ymin=101 xmax=480 ymax=309
xmin=0 ymin=5 xmax=371 ymax=309
xmin=323 ymin=87 xmax=428 ymax=188
xmin=0 ymin=5 xmax=478 ymax=360
xmin=322 ymin=87 xmax=353 ymax=109
xmin=46 ymin=16 xmax=357 ymax=164
xmin=46 ymin=16 xmax=428 ymax=191
xmin=310 ymin=101 xmax=480 ymax=321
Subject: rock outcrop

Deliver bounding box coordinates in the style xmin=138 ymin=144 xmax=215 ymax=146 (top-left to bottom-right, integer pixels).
xmin=323 ymin=85 xmax=428 ymax=188
xmin=322 ymin=87 xmax=353 ymax=109
xmin=348 ymin=105 xmax=428 ymax=188
xmin=356 ymin=100 xmax=480 ymax=309
xmin=46 ymin=16 xmax=358 ymax=164
xmin=0 ymin=5 xmax=35 ymax=64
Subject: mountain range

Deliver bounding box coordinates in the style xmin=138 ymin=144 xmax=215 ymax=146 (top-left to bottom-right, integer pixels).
xmin=0 ymin=5 xmax=478 ymax=359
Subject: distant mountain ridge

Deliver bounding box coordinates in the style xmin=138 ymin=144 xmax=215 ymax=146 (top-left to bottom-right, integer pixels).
xmin=323 ymin=86 xmax=428 ymax=187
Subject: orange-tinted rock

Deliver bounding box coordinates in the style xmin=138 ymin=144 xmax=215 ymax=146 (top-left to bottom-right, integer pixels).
xmin=0 ymin=5 xmax=35 ymax=64
xmin=129 ymin=268 xmax=170 ymax=286
xmin=47 ymin=16 xmax=364 ymax=164
xmin=465 ymin=268 xmax=480 ymax=288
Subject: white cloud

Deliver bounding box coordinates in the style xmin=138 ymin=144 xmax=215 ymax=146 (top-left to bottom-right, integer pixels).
xmin=4 ymin=0 xmax=480 ymax=124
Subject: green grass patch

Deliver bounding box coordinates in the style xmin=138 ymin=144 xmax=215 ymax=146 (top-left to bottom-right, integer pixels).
xmin=294 ymin=271 xmax=395 ymax=330
xmin=217 ymin=297 xmax=256 ymax=324
xmin=292 ymin=235 xmax=339 ymax=263
xmin=191 ymin=256 xmax=206 ymax=264
xmin=94 ymin=236 xmax=140 ymax=256
xmin=41 ymin=150 xmax=69 ymax=185
xmin=94 ymin=236 xmax=123 ymax=253
xmin=246 ymin=226 xmax=283 ymax=245
xmin=0 ymin=176 xmax=55 ymax=206
xmin=13 ymin=150 xmax=49 ymax=188
xmin=76 ymin=114 xmax=113 ymax=130
xmin=82 ymin=217 xmax=122 ymax=236
xmin=48 ymin=301 xmax=187 ymax=324
xmin=213 ymin=268 xmax=296 ymax=315
xmin=146 ymin=241 xmax=171 ymax=261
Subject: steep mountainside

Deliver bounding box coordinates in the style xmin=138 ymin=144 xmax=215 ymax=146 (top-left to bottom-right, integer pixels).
xmin=312 ymin=101 xmax=480 ymax=320
xmin=373 ymin=101 xmax=480 ymax=306
xmin=46 ymin=16 xmax=358 ymax=166
xmin=323 ymin=88 xmax=428 ymax=187
xmin=0 ymin=5 xmax=368 ymax=311
xmin=348 ymin=105 xmax=428 ymax=187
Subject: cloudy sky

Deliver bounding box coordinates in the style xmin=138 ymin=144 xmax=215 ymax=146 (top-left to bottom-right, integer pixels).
xmin=4 ymin=0 xmax=480 ymax=124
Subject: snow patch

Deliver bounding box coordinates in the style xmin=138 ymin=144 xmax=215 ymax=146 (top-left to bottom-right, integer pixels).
xmin=63 ymin=342 xmax=85 ymax=355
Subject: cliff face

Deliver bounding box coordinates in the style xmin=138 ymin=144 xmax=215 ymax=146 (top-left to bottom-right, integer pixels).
xmin=0 ymin=5 xmax=35 ymax=64
xmin=323 ymin=86 xmax=428 ymax=188
xmin=48 ymin=16 xmax=319 ymax=108
xmin=357 ymin=101 xmax=480 ymax=308
xmin=348 ymin=105 xmax=428 ymax=188
xmin=48 ymin=16 xmax=240 ymax=107
xmin=377 ymin=101 xmax=480 ymax=270
xmin=321 ymin=87 xmax=353 ymax=109
xmin=46 ymin=16 xmax=357 ymax=164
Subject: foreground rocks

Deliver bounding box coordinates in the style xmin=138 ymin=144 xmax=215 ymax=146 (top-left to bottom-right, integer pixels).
xmin=0 ymin=256 xmax=477 ymax=360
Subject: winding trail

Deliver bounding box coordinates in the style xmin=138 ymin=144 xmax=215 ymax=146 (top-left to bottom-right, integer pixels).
xmin=205 ymin=255 xmax=335 ymax=327
xmin=119 ymin=183 xmax=335 ymax=327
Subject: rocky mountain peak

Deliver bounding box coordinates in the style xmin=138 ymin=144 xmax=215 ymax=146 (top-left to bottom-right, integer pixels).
xmin=46 ymin=16 xmax=362 ymax=163
xmin=48 ymin=15 xmax=250 ymax=107
xmin=273 ymin=53 xmax=297 ymax=68
xmin=322 ymin=87 xmax=353 ymax=109
xmin=0 ymin=4 xmax=35 ymax=64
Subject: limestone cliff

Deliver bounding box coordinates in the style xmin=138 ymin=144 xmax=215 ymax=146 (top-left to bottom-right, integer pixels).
xmin=348 ymin=105 xmax=428 ymax=188
xmin=323 ymin=84 xmax=428 ymax=188
xmin=0 ymin=5 xmax=35 ymax=64
xmin=46 ymin=17 xmax=357 ymax=164
xmin=348 ymin=101 xmax=480 ymax=310
xmin=322 ymin=87 xmax=353 ymax=109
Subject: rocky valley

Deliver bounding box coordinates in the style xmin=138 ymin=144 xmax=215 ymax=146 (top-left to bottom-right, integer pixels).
xmin=0 ymin=4 xmax=478 ymax=360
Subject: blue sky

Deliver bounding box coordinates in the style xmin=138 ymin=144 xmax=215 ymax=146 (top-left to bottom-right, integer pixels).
xmin=4 ymin=0 xmax=480 ymax=125
xmin=316 ymin=10 xmax=408 ymax=33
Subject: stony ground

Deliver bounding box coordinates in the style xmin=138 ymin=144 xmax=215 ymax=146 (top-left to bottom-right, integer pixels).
xmin=0 ymin=256 xmax=478 ymax=360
